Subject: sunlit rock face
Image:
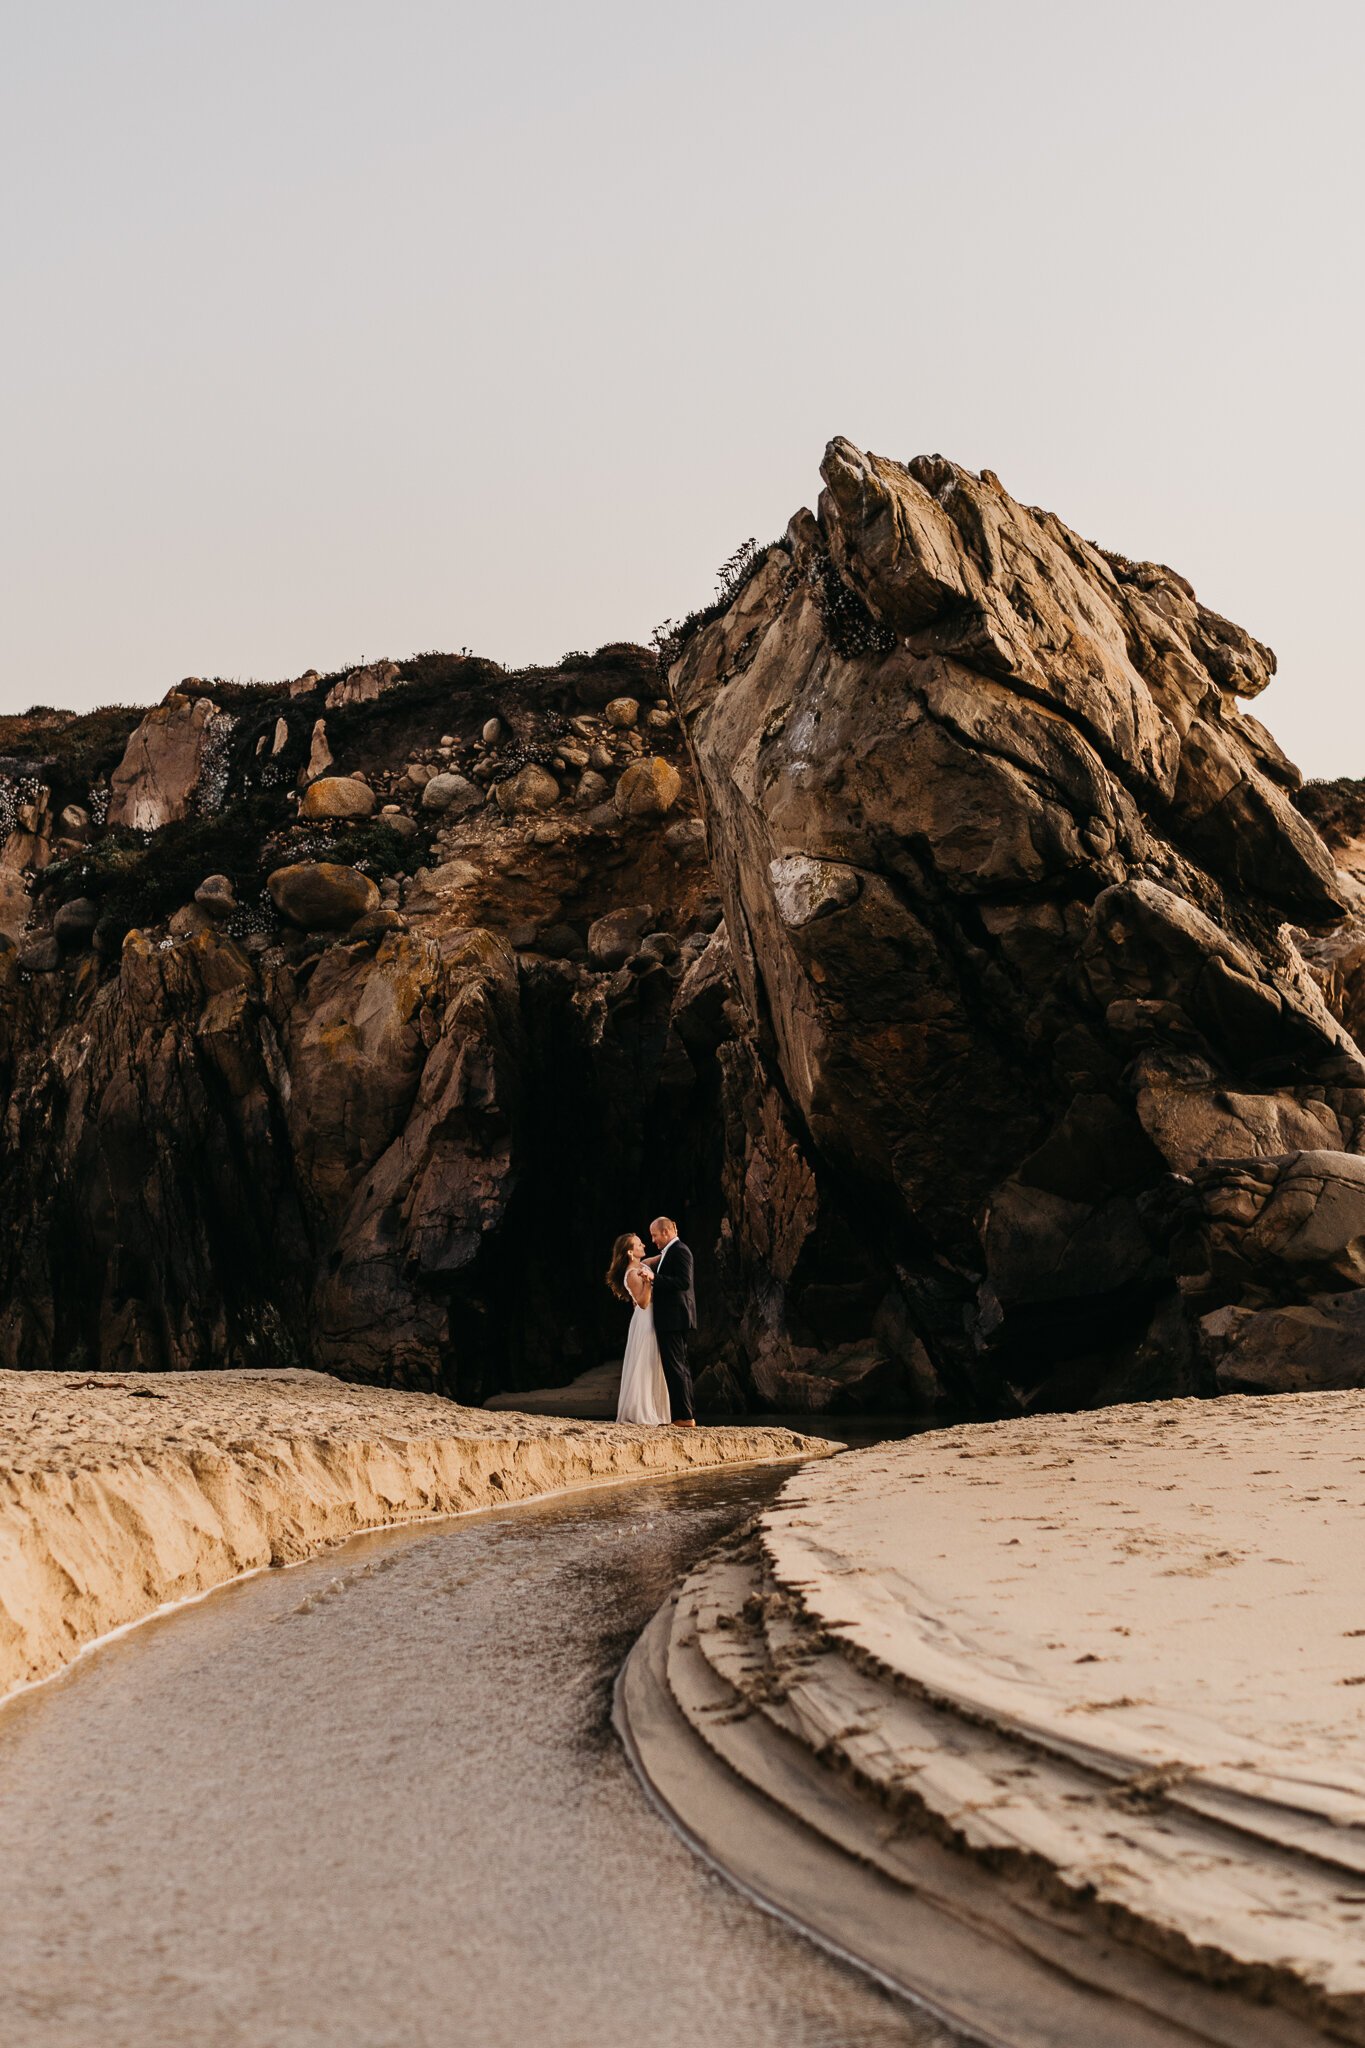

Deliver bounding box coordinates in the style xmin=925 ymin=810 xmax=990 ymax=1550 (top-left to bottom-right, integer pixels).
xmin=107 ymin=690 xmax=231 ymax=831
xmin=673 ymin=438 xmax=1365 ymax=1410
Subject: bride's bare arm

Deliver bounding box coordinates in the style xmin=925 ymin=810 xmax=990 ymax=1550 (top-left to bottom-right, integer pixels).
xmin=626 ymin=1265 xmax=653 ymax=1307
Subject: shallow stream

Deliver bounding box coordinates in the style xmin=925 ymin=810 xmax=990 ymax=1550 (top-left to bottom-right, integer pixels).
xmin=0 ymin=1458 xmax=954 ymax=2048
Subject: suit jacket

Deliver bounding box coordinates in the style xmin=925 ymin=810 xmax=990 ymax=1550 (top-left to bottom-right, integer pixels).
xmin=651 ymin=1238 xmax=696 ymax=1333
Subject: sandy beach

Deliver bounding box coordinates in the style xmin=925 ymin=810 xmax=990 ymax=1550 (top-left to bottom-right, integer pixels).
xmin=622 ymin=1391 xmax=1365 ymax=2045
xmin=768 ymin=1391 xmax=1365 ymax=1809
xmin=0 ymin=1368 xmax=828 ymax=1709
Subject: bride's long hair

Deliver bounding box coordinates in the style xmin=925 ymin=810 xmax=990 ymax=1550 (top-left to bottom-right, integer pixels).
xmin=605 ymin=1233 xmax=637 ymax=1301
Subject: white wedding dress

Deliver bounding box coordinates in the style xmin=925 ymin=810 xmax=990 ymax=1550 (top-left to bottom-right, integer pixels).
xmin=616 ymin=1272 xmax=671 ymax=1425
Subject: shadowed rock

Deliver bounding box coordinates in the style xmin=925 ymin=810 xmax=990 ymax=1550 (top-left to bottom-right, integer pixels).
xmin=1 ymin=459 xmax=1363 ymax=1410
xmin=670 ymin=438 xmax=1361 ymax=1408
xmin=267 ymin=862 xmax=380 ymax=930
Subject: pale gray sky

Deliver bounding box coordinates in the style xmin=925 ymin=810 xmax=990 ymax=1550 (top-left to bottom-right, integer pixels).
xmin=3 ymin=1 xmax=1361 ymax=775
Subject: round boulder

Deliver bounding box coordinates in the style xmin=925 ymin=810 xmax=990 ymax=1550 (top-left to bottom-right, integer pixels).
xmin=194 ymin=874 xmax=237 ymax=919
xmin=299 ymin=776 xmax=377 ymax=821
xmin=53 ymin=897 xmax=100 ymax=949
xmin=615 ymin=757 xmax=682 ymax=818
xmin=495 ymin=764 xmax=560 ymax=815
xmin=421 ymin=772 xmax=484 ymax=818
xmin=18 ymin=933 xmax=61 ymax=973
xmin=267 ymin=861 xmax=380 ymax=931
xmin=588 ymin=904 xmax=654 ymax=970
xmin=380 ymin=810 xmax=420 ymax=840
xmin=604 ymin=697 xmax=639 ymax=729
xmin=481 ymin=717 xmax=504 ymax=745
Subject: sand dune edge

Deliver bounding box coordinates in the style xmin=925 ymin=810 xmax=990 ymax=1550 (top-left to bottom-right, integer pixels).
xmin=0 ymin=1368 xmax=829 ymax=1708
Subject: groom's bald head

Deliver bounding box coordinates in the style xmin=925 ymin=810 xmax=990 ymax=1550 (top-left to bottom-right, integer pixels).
xmin=649 ymin=1217 xmax=678 ymax=1247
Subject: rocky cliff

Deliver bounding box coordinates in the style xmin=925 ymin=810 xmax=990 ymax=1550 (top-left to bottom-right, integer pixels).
xmin=0 ymin=648 xmax=723 ymax=1400
xmin=3 ymin=443 xmax=1364 ymax=1413
xmin=669 ymin=439 xmax=1365 ymax=1410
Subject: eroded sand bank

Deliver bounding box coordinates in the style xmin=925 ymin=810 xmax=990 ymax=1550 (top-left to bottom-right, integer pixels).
xmin=623 ymin=1391 xmax=1365 ymax=2045
xmin=0 ymin=1369 xmax=827 ymax=1707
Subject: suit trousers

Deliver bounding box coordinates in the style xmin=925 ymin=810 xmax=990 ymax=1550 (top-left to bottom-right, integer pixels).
xmin=656 ymin=1329 xmax=695 ymax=1422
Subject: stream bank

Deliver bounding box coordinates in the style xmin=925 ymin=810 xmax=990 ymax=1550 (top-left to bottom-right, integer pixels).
xmin=0 ymin=1367 xmax=826 ymax=1706
xmin=0 ymin=1463 xmax=947 ymax=2048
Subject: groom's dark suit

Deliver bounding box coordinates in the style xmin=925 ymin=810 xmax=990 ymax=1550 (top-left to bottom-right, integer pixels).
xmin=651 ymin=1237 xmax=696 ymax=1422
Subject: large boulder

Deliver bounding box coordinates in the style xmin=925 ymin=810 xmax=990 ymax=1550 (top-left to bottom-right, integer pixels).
xmin=17 ymin=933 xmax=59 ymax=973
xmin=267 ymin=862 xmax=379 ymax=930
xmin=494 ymin=765 xmax=559 ymax=814
xmin=299 ymin=776 xmax=377 ymax=821
xmin=108 ymin=692 xmax=222 ymax=831
xmin=421 ymin=773 xmax=483 ymax=817
xmin=4 ymin=496 xmax=1358 ymax=1417
xmin=670 ymin=439 xmax=1362 ymax=1408
xmin=53 ymin=897 xmax=99 ymax=950
xmin=1178 ymin=1150 xmax=1365 ymax=1298
xmin=1208 ymin=1291 xmax=1365 ymax=1394
xmin=615 ymin=757 xmax=682 ymax=817
xmin=588 ymin=904 xmax=653 ymax=969
xmin=194 ymin=874 xmax=237 ymax=919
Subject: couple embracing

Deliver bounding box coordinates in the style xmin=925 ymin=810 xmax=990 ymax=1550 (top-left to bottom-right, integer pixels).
xmin=606 ymin=1218 xmax=696 ymax=1428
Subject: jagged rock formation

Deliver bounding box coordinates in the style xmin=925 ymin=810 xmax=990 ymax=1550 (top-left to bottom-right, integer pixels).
xmin=670 ymin=439 xmax=1365 ymax=1408
xmin=1 ymin=444 xmax=1364 ymax=1410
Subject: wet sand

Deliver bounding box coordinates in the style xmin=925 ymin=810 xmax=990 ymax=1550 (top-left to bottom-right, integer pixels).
xmin=0 ymin=1465 xmax=947 ymax=2048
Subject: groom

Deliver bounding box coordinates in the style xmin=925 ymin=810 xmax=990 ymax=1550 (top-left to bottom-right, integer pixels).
xmin=647 ymin=1216 xmax=696 ymax=1427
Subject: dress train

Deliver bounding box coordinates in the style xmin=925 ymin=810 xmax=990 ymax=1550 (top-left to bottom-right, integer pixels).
xmin=617 ymin=1297 xmax=671 ymax=1425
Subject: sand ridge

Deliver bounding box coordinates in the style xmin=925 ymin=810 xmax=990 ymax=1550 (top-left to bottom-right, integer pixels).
xmin=620 ymin=1390 xmax=1365 ymax=2044
xmin=0 ymin=1368 xmax=829 ymax=1708
xmin=765 ymin=1389 xmax=1365 ymax=1819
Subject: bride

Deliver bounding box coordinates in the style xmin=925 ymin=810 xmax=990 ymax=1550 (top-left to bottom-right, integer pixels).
xmin=607 ymin=1232 xmax=672 ymax=1426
